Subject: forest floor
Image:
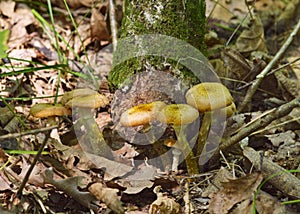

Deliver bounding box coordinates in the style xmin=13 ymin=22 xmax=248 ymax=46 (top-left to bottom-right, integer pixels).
xmin=0 ymin=0 xmax=300 ymax=213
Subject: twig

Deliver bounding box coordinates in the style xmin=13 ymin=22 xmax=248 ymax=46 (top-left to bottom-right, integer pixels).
xmin=0 ymin=125 xmax=58 ymax=140
xmin=109 ymin=0 xmax=118 ymax=52
xmin=210 ymin=96 xmax=300 ymax=164
xmin=183 ymin=181 xmax=193 ymax=214
xmin=16 ymin=131 xmax=51 ymax=197
xmin=238 ymin=18 xmax=300 ymax=112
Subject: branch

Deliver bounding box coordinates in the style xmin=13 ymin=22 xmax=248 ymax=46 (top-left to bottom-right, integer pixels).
xmin=243 ymin=147 xmax=300 ymax=198
xmin=209 ymin=96 xmax=300 ymax=164
xmin=0 ymin=125 xmax=58 ymax=140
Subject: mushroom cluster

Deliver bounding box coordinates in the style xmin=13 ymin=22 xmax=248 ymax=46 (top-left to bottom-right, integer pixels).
xmin=119 ymin=82 xmax=235 ymax=175
xmin=30 ymin=88 xmax=109 ymax=121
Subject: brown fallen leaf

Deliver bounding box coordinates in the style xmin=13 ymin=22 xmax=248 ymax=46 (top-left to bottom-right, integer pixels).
xmin=42 ymin=169 xmax=98 ymax=211
xmin=149 ymin=186 xmax=181 ymax=214
xmin=235 ymin=15 xmax=267 ymax=55
xmin=256 ymin=191 xmax=287 ymax=214
xmin=18 ymin=156 xmax=45 ymax=187
xmin=0 ymin=171 xmax=12 ymax=191
xmin=202 ymin=167 xmax=233 ymax=197
xmin=116 ymin=164 xmax=157 ymax=194
xmin=206 ymin=0 xmax=249 ymax=23
xmin=91 ymin=7 xmax=110 ymax=42
xmin=231 ymin=198 xmax=253 ymax=214
xmin=49 ymin=0 xmax=93 ymax=9
xmin=208 ymin=172 xmax=264 ymax=214
xmin=89 ymin=182 xmax=124 ymax=214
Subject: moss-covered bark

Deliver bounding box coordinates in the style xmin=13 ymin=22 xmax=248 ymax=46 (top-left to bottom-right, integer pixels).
xmin=108 ymin=0 xmax=206 ymax=89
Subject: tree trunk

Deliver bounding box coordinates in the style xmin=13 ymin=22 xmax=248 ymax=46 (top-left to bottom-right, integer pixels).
xmin=109 ymin=0 xmax=207 ymax=89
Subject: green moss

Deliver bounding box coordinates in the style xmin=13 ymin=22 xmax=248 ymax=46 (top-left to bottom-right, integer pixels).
xmin=108 ymin=0 xmax=207 ymax=90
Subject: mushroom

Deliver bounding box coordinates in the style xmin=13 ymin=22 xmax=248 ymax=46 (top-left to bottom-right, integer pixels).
xmin=65 ymin=93 xmax=109 ymax=109
xmin=61 ymin=88 xmax=99 ymax=105
xmin=62 ymin=90 xmax=110 ymax=158
xmin=119 ymin=101 xmax=171 ymax=170
xmin=120 ymin=101 xmax=166 ymax=127
xmin=185 ymin=82 xmax=235 ymax=159
xmin=157 ymin=104 xmax=199 ymax=174
xmin=30 ymin=103 xmax=71 ymax=125
xmin=30 ymin=103 xmax=71 ymax=118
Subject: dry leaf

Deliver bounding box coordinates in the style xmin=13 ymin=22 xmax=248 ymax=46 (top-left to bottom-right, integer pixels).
xmin=42 ymin=169 xmax=98 ymax=211
xmin=89 ymin=182 xmax=124 ymax=214
xmin=0 ymin=171 xmax=12 ymax=191
xmin=206 ymin=0 xmax=249 ymax=23
xmin=86 ymin=153 xmax=133 ymax=181
xmin=274 ymin=68 xmax=300 ymax=99
xmin=18 ymin=157 xmax=45 ymax=187
xmin=91 ymin=7 xmax=110 ymax=42
xmin=256 ymin=191 xmax=287 ymax=214
xmin=49 ymin=0 xmax=93 ymax=9
xmin=7 ymin=6 xmax=36 ymax=47
xmin=231 ymin=199 xmax=253 ymax=214
xmin=149 ymin=186 xmax=181 ymax=214
xmin=116 ymin=164 xmax=157 ymax=194
xmin=0 ymin=0 xmax=15 ymax=18
xmin=222 ymin=48 xmax=252 ymax=88
xmin=202 ymin=167 xmax=233 ymax=197
xmin=209 ymin=172 xmax=264 ymax=214
xmin=266 ymin=131 xmax=296 ymax=147
xmin=235 ymin=15 xmax=267 ymax=55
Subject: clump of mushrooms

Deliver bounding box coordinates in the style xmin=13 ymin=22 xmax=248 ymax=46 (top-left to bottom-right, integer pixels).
xmin=118 ymin=83 xmax=235 ymax=174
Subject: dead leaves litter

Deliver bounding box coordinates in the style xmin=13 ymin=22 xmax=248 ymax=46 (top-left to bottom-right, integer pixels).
xmin=149 ymin=186 xmax=181 ymax=214
xmin=89 ymin=182 xmax=124 ymax=214
xmin=209 ymin=172 xmax=264 ymax=213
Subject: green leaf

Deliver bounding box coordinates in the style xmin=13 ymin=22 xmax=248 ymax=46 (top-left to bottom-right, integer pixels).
xmin=0 ymin=29 xmax=10 ymax=59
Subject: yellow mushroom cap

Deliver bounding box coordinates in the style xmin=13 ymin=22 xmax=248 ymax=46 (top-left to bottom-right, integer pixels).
xmin=157 ymin=104 xmax=199 ymax=126
xmin=185 ymin=82 xmax=233 ymax=112
xmin=61 ymin=88 xmax=98 ymax=105
xmin=120 ymin=101 xmax=166 ymax=127
xmin=65 ymin=93 xmax=109 ymax=109
xmin=223 ymin=101 xmax=236 ymax=117
xmin=30 ymin=103 xmax=71 ymax=118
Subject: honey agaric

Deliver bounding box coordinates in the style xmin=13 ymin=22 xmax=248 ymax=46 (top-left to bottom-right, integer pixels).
xmin=185 ymin=82 xmax=235 ymax=160
xmin=65 ymin=93 xmax=109 ymax=109
xmin=156 ymin=104 xmax=199 ymax=126
xmin=120 ymin=101 xmax=166 ymax=127
xmin=222 ymin=101 xmax=236 ymax=117
xmin=61 ymin=88 xmax=98 ymax=105
xmin=157 ymin=104 xmax=199 ymax=174
xmin=30 ymin=103 xmax=71 ymax=118
xmin=185 ymin=82 xmax=233 ymax=112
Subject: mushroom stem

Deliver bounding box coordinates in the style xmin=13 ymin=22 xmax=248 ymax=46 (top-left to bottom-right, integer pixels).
xmin=173 ymin=125 xmax=199 ymax=175
xmin=171 ymin=149 xmax=181 ymax=172
xmin=195 ymin=112 xmax=211 ymax=158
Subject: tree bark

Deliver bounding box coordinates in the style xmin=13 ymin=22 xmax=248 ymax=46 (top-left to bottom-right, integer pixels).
xmin=109 ymin=0 xmax=207 ymax=89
